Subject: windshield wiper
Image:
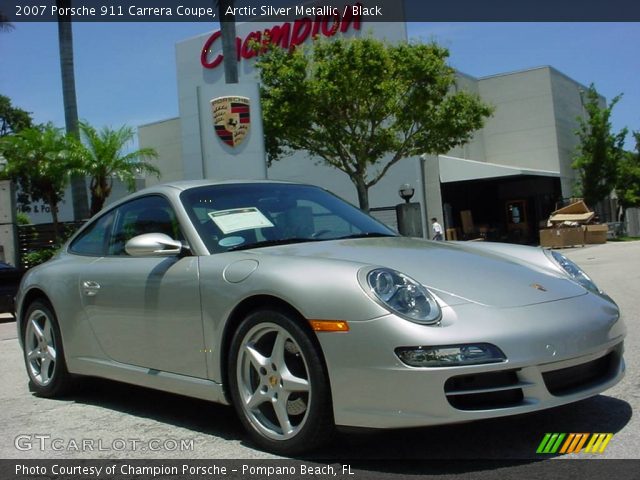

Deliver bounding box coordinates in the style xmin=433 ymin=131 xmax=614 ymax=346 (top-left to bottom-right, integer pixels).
xmin=227 ymin=238 xmax=320 ymax=252
xmin=335 ymin=232 xmax=397 ymax=240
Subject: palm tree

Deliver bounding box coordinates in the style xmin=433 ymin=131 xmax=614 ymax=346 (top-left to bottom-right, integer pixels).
xmin=1 ymin=124 xmax=84 ymax=240
xmin=216 ymin=0 xmax=238 ymax=83
xmin=0 ymin=11 xmax=14 ymax=31
xmin=56 ymin=0 xmax=90 ymax=220
xmin=79 ymin=122 xmax=160 ymax=216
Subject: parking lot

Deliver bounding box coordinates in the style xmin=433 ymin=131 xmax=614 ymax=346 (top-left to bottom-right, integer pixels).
xmin=0 ymin=241 xmax=638 ymax=460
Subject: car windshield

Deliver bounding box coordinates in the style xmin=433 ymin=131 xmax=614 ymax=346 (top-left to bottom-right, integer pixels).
xmin=180 ymin=183 xmax=397 ymax=253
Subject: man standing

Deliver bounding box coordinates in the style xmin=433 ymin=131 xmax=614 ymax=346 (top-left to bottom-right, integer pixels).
xmin=431 ymin=217 xmax=444 ymax=241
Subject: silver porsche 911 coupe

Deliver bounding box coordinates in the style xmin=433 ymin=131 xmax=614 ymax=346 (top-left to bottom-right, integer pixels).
xmin=16 ymin=180 xmax=625 ymax=454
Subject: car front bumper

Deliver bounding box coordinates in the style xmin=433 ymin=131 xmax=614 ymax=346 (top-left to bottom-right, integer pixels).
xmin=316 ymin=292 xmax=626 ymax=429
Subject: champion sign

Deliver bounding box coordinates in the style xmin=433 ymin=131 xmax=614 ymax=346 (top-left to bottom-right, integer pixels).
xmin=200 ymin=4 xmax=362 ymax=69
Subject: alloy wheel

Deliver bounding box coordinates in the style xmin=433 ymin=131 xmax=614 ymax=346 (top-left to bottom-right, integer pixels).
xmin=236 ymin=322 xmax=312 ymax=441
xmin=25 ymin=309 xmax=58 ymax=386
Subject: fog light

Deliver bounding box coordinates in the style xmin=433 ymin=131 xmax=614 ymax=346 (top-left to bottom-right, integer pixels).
xmin=395 ymin=343 xmax=506 ymax=367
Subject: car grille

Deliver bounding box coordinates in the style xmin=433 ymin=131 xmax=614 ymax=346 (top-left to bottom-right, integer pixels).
xmin=542 ymin=350 xmax=619 ymax=396
xmin=443 ymin=345 xmax=622 ymax=411
xmin=444 ymin=369 xmax=525 ymax=410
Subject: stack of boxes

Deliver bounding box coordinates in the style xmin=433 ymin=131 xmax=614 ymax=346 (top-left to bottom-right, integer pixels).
xmin=539 ymin=201 xmax=608 ymax=248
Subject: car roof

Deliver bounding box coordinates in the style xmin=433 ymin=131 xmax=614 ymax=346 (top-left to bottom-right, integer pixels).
xmin=95 ymin=179 xmax=311 ymax=216
xmin=159 ymin=179 xmax=300 ymax=192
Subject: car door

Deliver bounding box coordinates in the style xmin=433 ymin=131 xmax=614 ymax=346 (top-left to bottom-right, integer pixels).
xmin=77 ymin=195 xmax=206 ymax=378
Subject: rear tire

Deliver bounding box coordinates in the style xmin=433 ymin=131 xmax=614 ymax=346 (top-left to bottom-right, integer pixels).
xmin=23 ymin=300 xmax=73 ymax=397
xmin=228 ymin=309 xmax=334 ymax=454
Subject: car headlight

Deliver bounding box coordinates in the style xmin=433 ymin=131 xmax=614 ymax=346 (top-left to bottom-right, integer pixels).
xmin=363 ymin=268 xmax=441 ymax=324
xmin=544 ymin=249 xmax=602 ymax=295
xmin=395 ymin=344 xmax=506 ymax=367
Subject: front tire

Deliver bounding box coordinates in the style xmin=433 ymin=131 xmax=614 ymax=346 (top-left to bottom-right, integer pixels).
xmin=23 ymin=300 xmax=73 ymax=397
xmin=228 ymin=309 xmax=334 ymax=454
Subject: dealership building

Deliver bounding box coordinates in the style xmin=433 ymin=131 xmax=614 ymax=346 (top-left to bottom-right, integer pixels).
xmin=137 ymin=11 xmax=597 ymax=243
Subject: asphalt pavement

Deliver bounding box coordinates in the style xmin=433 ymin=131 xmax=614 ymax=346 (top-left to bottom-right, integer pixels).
xmin=0 ymin=241 xmax=638 ymax=461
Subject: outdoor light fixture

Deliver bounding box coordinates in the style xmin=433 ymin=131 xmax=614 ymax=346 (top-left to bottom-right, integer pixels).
xmin=398 ymin=183 xmax=415 ymax=203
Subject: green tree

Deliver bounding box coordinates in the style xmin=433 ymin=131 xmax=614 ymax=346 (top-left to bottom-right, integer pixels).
xmin=572 ymin=84 xmax=627 ymax=208
xmin=255 ymin=37 xmax=493 ymax=211
xmin=79 ymin=122 xmax=160 ymax=216
xmin=56 ymin=0 xmax=90 ymax=220
xmin=616 ymin=131 xmax=640 ymax=220
xmin=0 ymin=95 xmax=32 ymax=137
xmin=0 ymin=124 xmax=84 ymax=239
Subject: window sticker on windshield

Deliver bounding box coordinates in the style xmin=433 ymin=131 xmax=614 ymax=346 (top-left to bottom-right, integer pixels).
xmin=208 ymin=207 xmax=274 ymax=234
xmin=218 ymin=236 xmax=245 ymax=247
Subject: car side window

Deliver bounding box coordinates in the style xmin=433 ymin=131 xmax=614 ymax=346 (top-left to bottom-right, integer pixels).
xmin=69 ymin=211 xmax=115 ymax=256
xmin=109 ymin=196 xmax=182 ymax=256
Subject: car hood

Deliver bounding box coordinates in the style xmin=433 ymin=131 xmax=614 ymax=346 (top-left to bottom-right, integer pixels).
xmin=250 ymin=237 xmax=587 ymax=308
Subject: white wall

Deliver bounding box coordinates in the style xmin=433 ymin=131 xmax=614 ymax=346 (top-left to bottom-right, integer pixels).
xmin=139 ymin=117 xmax=183 ymax=186
xmin=447 ymin=71 xmax=488 ymax=162
xmin=268 ymin=154 xmax=423 ymax=210
xmin=548 ymin=68 xmax=599 ymax=198
xmin=477 ymin=67 xmax=561 ymax=174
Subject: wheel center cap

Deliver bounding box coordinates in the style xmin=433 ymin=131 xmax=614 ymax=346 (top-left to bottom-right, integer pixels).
xmin=268 ymin=375 xmax=278 ymax=387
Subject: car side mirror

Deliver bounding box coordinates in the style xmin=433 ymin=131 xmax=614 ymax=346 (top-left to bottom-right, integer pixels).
xmin=125 ymin=233 xmax=183 ymax=257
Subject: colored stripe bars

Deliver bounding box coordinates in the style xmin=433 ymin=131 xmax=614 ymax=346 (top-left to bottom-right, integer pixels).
xmin=537 ymin=433 xmax=613 ymax=454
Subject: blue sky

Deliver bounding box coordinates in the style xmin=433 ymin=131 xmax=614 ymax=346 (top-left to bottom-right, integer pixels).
xmin=1 ymin=22 xmax=639 ymax=148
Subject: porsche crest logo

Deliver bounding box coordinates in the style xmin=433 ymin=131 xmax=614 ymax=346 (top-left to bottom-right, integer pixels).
xmin=210 ymin=96 xmax=250 ymax=147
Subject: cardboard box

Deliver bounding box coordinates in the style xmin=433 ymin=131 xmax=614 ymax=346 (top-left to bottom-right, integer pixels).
xmin=539 ymin=227 xmax=585 ymax=248
xmin=551 ymin=200 xmax=590 ymax=215
xmin=548 ymin=200 xmax=595 ymax=225
xmin=460 ymin=210 xmax=474 ymax=235
xmin=584 ymin=224 xmax=608 ymax=244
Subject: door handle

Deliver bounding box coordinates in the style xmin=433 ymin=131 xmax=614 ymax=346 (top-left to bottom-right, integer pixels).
xmin=82 ymin=280 xmax=101 ymax=296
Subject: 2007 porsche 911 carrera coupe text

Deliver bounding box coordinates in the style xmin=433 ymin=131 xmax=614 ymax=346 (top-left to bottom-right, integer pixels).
xmin=16 ymin=180 xmax=625 ymax=454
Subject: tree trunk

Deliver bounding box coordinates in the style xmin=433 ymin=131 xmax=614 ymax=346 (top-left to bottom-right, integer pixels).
xmin=48 ymin=194 xmax=60 ymax=243
xmin=90 ymin=188 xmax=103 ymax=217
xmin=217 ymin=0 xmax=238 ymax=84
xmin=56 ymin=0 xmax=89 ymax=220
xmin=354 ymin=179 xmax=370 ymax=212
xmin=89 ymin=176 xmax=111 ymax=216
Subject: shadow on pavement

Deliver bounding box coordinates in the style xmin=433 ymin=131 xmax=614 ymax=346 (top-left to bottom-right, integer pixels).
xmin=57 ymin=377 xmax=245 ymax=443
xmin=36 ymin=376 xmax=633 ymax=469
xmin=308 ymin=394 xmax=631 ymax=462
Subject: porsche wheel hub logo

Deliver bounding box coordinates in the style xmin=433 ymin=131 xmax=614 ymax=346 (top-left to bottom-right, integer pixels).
xmin=211 ymin=96 xmax=250 ymax=147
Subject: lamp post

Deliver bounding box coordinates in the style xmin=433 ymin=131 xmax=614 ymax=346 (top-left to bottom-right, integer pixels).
xmin=396 ymin=183 xmax=422 ymax=237
xmin=398 ymin=183 xmax=415 ymax=204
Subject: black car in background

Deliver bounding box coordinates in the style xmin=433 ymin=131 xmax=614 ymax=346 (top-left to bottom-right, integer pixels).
xmin=0 ymin=262 xmax=23 ymax=315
